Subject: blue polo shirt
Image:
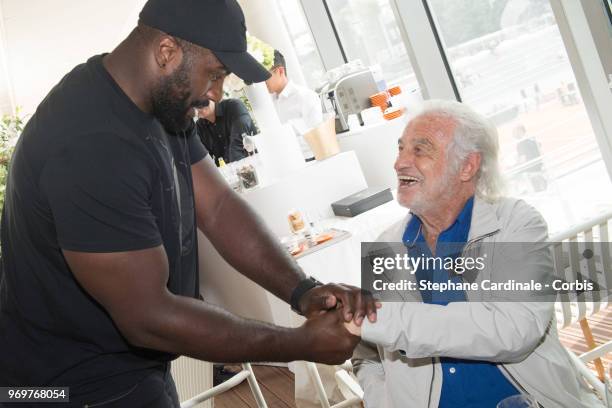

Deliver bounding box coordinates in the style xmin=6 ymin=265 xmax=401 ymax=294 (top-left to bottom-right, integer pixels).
xmin=402 ymin=197 xmax=519 ymax=407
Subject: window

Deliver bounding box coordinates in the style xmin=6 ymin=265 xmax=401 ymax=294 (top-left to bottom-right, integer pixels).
xmin=427 ymin=0 xmax=612 ymax=234
xmin=326 ymin=0 xmax=419 ymax=93
xmin=276 ymin=0 xmax=327 ymax=90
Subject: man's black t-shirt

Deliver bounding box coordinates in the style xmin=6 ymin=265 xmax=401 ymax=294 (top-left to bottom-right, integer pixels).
xmin=0 ymin=55 xmax=207 ymax=403
xmin=196 ymin=98 xmax=257 ymax=166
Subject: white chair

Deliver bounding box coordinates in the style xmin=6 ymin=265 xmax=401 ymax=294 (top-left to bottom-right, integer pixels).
xmin=306 ymin=361 xmax=363 ymax=408
xmin=171 ymin=357 xmax=268 ymax=408
xmin=550 ymin=210 xmax=612 ymax=397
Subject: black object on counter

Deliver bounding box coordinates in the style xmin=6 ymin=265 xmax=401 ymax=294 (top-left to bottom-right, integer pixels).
xmin=331 ymin=187 xmax=393 ymax=217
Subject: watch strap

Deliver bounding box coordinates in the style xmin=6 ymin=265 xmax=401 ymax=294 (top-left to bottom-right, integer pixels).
xmin=290 ymin=277 xmax=322 ymax=315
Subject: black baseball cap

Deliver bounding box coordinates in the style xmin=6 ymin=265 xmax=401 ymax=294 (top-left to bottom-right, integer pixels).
xmin=139 ymin=0 xmax=271 ymax=83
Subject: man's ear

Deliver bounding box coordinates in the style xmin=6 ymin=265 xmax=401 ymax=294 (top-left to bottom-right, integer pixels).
xmin=459 ymin=152 xmax=482 ymax=182
xmin=154 ymin=36 xmax=183 ymax=73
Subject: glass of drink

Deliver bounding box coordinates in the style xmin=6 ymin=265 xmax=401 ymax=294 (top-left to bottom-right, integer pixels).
xmin=497 ymin=394 xmax=539 ymax=408
xmin=288 ymin=210 xmax=305 ymax=234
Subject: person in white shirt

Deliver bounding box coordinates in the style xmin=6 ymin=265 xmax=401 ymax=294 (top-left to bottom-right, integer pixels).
xmin=266 ymin=49 xmax=323 ymax=160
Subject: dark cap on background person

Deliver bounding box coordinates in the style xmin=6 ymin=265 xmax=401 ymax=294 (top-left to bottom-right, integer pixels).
xmin=139 ymin=0 xmax=270 ymax=83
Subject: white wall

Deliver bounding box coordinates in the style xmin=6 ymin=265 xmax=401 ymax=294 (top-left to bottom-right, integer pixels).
xmin=0 ymin=0 xmax=145 ymax=116
xmin=0 ymin=0 xmax=314 ymax=116
xmin=237 ymin=0 xmax=307 ymax=87
xmin=0 ymin=0 xmax=313 ymax=116
xmin=0 ymin=11 xmax=14 ymax=116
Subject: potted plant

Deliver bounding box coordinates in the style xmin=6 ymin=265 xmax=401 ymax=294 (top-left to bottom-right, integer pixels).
xmin=224 ymin=33 xmax=275 ymax=111
xmin=0 ymin=107 xmax=26 ymax=215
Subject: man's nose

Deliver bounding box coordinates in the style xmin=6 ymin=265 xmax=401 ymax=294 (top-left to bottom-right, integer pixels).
xmin=395 ymin=150 xmax=413 ymax=172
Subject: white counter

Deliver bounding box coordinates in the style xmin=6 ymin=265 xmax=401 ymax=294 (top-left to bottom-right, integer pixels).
xmin=337 ymin=117 xmax=410 ymax=190
xmin=239 ymin=151 xmax=368 ymax=237
xmin=198 ymin=151 xmax=369 ymax=325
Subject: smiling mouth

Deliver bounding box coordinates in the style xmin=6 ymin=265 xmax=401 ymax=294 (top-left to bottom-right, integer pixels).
xmin=398 ymin=175 xmax=421 ymax=187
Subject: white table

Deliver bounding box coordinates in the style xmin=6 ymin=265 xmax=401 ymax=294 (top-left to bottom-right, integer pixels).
xmin=198 ymin=196 xmax=405 ymax=326
xmin=297 ymin=197 xmax=405 ymax=286
xmin=198 ymin=151 xmax=369 ymax=325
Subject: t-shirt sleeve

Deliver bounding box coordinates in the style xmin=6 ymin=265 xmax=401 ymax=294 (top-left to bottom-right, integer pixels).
xmin=185 ymin=120 xmax=208 ymax=164
xmin=41 ymin=133 xmax=163 ymax=253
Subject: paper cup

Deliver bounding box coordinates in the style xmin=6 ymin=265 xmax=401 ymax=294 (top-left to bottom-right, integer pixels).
xmin=303 ymin=116 xmax=340 ymax=161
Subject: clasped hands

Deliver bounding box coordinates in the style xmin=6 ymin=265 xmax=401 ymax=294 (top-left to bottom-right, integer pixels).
xmin=296 ymin=283 xmax=380 ymax=364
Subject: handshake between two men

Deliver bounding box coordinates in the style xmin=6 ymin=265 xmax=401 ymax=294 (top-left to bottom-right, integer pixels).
xmin=293 ymin=282 xmax=379 ymax=365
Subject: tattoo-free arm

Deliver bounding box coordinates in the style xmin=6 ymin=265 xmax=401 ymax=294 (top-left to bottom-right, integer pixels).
xmin=63 ymin=246 xmax=307 ymax=363
xmin=192 ymin=157 xmax=380 ymax=323
xmin=192 ymin=157 xmax=306 ymax=303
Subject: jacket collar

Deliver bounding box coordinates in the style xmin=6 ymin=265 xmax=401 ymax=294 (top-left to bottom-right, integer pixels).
xmin=397 ymin=196 xmax=502 ymax=242
xmin=467 ymin=197 xmax=502 ymax=241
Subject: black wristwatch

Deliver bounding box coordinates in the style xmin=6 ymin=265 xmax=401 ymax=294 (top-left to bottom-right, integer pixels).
xmin=290 ymin=276 xmax=323 ymax=315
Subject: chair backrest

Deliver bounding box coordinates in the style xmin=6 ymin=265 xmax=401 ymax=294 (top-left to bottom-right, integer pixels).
xmin=550 ymin=211 xmax=612 ymax=329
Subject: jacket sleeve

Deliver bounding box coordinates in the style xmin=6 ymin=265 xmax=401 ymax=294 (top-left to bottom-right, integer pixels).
xmin=362 ymin=201 xmax=555 ymax=363
xmin=362 ymin=300 xmax=552 ymax=363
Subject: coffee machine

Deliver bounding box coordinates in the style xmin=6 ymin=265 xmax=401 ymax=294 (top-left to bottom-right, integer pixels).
xmin=319 ymin=69 xmax=380 ymax=133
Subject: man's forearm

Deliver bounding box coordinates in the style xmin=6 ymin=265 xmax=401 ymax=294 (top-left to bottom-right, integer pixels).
xmin=198 ymin=188 xmax=306 ymax=303
xmin=130 ymin=293 xmax=306 ymax=363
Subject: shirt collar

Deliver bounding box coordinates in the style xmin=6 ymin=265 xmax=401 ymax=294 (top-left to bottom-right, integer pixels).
xmin=277 ymin=80 xmax=296 ymax=100
xmin=453 ymin=196 xmax=475 ymax=233
xmin=215 ymin=100 xmax=227 ymax=117
xmin=403 ymin=196 xmax=475 ymax=245
xmin=200 ymin=101 xmax=225 ymax=125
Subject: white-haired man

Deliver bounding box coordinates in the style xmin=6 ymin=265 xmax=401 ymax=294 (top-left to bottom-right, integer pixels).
xmin=346 ymin=100 xmax=602 ymax=407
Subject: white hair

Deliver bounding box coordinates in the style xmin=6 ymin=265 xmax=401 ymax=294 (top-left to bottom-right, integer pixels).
xmin=416 ymin=99 xmax=504 ymax=202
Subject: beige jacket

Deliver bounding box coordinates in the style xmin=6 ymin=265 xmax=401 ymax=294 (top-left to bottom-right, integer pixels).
xmin=354 ymin=197 xmax=602 ymax=408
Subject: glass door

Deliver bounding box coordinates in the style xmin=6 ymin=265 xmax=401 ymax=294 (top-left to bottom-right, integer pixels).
xmin=325 ymin=0 xmax=419 ymax=93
